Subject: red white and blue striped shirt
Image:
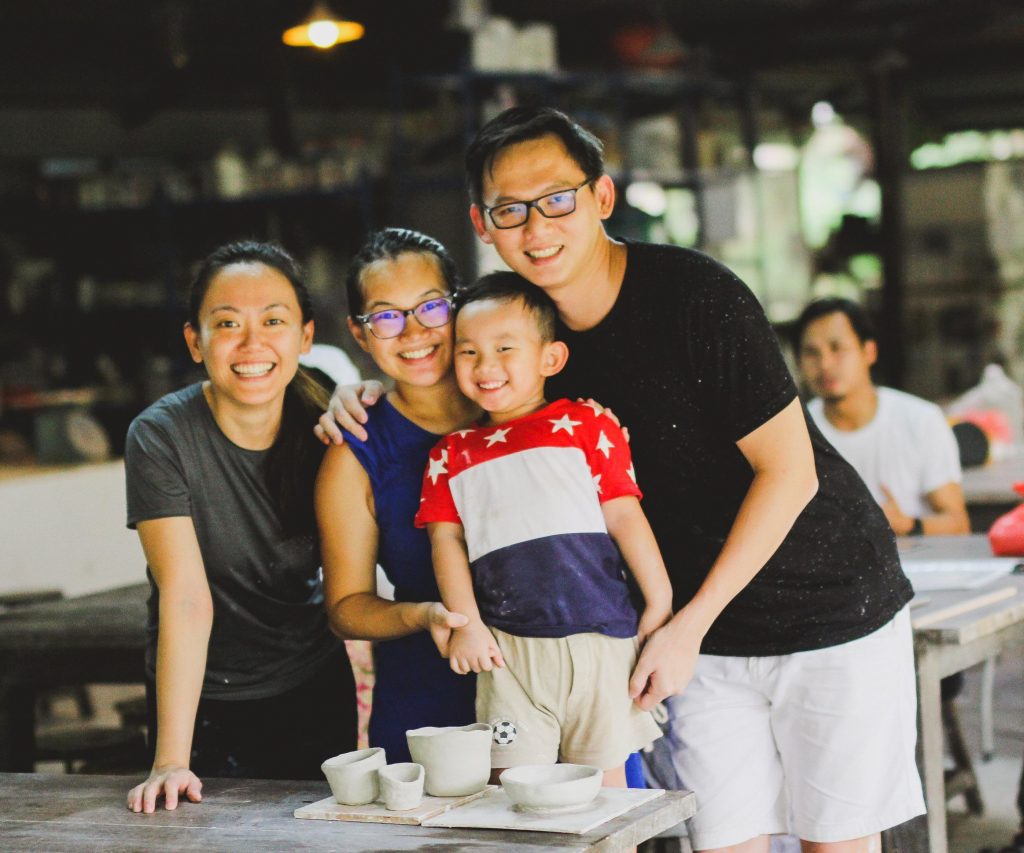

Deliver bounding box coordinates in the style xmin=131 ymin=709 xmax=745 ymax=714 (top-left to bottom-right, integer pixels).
xmin=415 ymin=399 xmax=642 ymax=638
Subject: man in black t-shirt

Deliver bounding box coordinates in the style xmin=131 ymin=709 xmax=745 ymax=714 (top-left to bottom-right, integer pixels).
xmin=464 ymin=107 xmax=925 ymax=851
xmin=320 ymin=108 xmax=925 ymax=850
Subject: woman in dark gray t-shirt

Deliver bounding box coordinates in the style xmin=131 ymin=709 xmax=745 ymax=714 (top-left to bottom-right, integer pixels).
xmin=125 ymin=241 xmax=356 ymax=813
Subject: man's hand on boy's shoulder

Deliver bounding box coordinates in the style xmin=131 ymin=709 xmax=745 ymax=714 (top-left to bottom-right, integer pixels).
xmin=314 ymin=380 xmax=386 ymax=445
xmin=575 ymin=398 xmax=629 ymax=443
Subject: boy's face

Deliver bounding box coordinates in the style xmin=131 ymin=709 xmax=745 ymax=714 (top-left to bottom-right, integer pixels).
xmin=469 ymin=134 xmax=615 ymax=299
xmin=454 ymin=297 xmax=567 ymax=424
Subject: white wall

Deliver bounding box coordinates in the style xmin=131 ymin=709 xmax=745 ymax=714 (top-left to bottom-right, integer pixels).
xmin=0 ymin=461 xmax=145 ymax=597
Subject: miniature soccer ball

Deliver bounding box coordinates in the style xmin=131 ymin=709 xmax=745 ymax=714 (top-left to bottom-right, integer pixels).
xmin=493 ymin=719 xmax=518 ymax=745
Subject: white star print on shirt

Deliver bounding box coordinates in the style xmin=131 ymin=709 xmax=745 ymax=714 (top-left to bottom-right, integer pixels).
xmin=427 ymin=451 xmax=448 ymax=485
xmin=592 ymin=473 xmax=602 ymax=494
xmin=582 ymin=400 xmax=604 ymax=417
xmin=549 ymin=414 xmax=583 ymax=435
xmin=595 ymin=430 xmax=615 ymax=459
xmin=455 ymin=429 xmax=473 ymax=438
xmin=484 ymin=427 xmax=511 ymax=447
xmin=627 ymin=464 xmax=636 ymax=483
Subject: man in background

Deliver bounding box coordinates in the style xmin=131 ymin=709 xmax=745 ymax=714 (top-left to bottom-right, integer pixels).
xmin=795 ymin=297 xmax=970 ymax=537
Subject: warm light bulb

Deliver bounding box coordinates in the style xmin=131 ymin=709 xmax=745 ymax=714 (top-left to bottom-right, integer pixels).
xmin=308 ymin=20 xmax=341 ymax=48
xmin=282 ymin=4 xmax=365 ymax=48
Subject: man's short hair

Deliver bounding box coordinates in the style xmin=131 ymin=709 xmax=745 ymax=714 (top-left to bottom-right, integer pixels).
xmin=793 ymin=297 xmax=877 ymax=351
xmin=455 ymin=271 xmax=558 ymax=343
xmin=465 ymin=106 xmax=605 ymax=207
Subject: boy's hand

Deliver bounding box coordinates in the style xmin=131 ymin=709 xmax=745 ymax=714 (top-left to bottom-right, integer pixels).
xmin=314 ymin=380 xmax=385 ymax=445
xmin=448 ymin=621 xmax=505 ymax=675
xmin=637 ymin=604 xmax=673 ymax=647
xmin=424 ymin=602 xmax=470 ymax=658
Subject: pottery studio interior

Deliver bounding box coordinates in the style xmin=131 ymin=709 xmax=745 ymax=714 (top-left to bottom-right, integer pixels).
xmin=3 ymin=2 xmax=1024 ymax=852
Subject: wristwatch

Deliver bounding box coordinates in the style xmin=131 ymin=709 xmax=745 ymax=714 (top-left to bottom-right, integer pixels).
xmin=909 ymin=517 xmax=924 ymax=536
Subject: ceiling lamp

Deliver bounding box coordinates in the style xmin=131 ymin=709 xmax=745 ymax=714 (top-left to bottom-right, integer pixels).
xmin=282 ymin=2 xmax=364 ymax=49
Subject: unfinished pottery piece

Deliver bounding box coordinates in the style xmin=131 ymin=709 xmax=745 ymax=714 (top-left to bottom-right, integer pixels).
xmin=406 ymin=723 xmax=492 ymax=797
xmin=499 ymin=763 xmax=603 ymax=813
xmin=378 ymin=762 xmax=426 ymax=811
xmin=321 ymin=747 xmax=386 ymax=805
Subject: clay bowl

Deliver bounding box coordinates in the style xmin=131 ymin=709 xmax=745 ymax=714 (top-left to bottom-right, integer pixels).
xmin=406 ymin=723 xmax=492 ymax=797
xmin=499 ymin=764 xmax=603 ymax=813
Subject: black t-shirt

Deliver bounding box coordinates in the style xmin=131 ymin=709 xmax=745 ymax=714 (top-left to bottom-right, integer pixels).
xmin=125 ymin=383 xmax=339 ymax=700
xmin=547 ymin=240 xmax=912 ymax=656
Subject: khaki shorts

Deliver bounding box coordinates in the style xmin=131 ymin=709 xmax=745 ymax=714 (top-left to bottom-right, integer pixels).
xmin=477 ymin=627 xmax=662 ymax=770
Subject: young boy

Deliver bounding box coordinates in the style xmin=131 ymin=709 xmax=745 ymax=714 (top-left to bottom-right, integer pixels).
xmin=414 ymin=271 xmax=671 ymax=786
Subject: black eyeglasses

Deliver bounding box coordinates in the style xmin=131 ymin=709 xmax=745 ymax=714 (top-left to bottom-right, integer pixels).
xmin=355 ymin=296 xmax=453 ymax=340
xmin=484 ymin=178 xmax=595 ymax=229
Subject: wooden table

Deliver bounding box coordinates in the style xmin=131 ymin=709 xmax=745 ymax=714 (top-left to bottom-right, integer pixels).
xmin=0 ymin=583 xmax=148 ymax=771
xmin=0 ymin=772 xmax=696 ymax=851
xmin=898 ymin=535 xmax=1024 ymax=853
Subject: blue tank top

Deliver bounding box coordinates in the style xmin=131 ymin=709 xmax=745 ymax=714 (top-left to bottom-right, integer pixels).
xmin=344 ymin=396 xmax=476 ymax=762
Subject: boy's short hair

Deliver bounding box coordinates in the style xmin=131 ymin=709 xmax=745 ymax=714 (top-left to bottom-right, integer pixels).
xmin=455 ymin=271 xmax=558 ymax=343
xmin=792 ymin=297 xmax=877 ymax=352
xmin=465 ymin=106 xmax=605 ymax=207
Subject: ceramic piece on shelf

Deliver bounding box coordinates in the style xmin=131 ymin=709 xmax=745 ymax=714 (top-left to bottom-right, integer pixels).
xmin=499 ymin=763 xmax=603 ymax=812
xmin=320 ymin=747 xmax=386 ymax=805
xmin=378 ymin=762 xmax=425 ymax=811
xmin=406 ymin=723 xmax=492 ymax=797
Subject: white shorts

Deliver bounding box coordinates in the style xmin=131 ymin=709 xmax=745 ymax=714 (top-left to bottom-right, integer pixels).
xmin=664 ymin=607 xmax=925 ymax=848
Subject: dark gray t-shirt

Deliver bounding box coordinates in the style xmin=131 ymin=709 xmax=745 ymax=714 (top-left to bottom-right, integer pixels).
xmin=125 ymin=382 xmax=337 ymax=700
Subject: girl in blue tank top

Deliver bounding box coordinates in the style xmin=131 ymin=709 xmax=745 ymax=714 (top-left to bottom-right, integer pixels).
xmin=315 ymin=229 xmax=481 ymax=762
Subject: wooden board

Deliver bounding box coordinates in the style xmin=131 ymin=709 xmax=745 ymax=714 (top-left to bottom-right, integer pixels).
xmin=293 ymin=786 xmax=494 ymax=825
xmin=911 ymin=585 xmax=1017 ymax=629
xmin=421 ymin=786 xmax=665 ymax=834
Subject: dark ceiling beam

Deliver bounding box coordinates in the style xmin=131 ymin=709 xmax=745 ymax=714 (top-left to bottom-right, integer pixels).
xmin=1 ymin=0 xmax=1024 ymax=137
xmin=922 ymin=104 xmax=1024 ymax=132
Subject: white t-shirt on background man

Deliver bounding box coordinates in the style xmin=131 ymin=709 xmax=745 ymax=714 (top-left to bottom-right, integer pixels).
xmin=808 ymin=387 xmax=962 ymax=520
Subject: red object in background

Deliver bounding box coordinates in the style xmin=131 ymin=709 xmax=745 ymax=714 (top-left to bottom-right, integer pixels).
xmin=611 ymin=24 xmax=687 ymax=68
xmin=955 ymin=408 xmax=1012 ymax=445
xmin=987 ymin=481 xmax=1024 ymax=556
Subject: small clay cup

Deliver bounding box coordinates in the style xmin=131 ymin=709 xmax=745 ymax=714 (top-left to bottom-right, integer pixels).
xmin=378 ymin=762 xmax=425 ymax=811
xmin=320 ymin=747 xmax=386 ymax=805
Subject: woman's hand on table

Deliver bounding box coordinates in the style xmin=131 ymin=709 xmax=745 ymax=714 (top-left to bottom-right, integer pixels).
xmin=423 ymin=601 xmax=470 ymax=658
xmin=127 ymin=765 xmax=203 ymax=813
xmin=314 ymin=380 xmax=386 ymax=445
